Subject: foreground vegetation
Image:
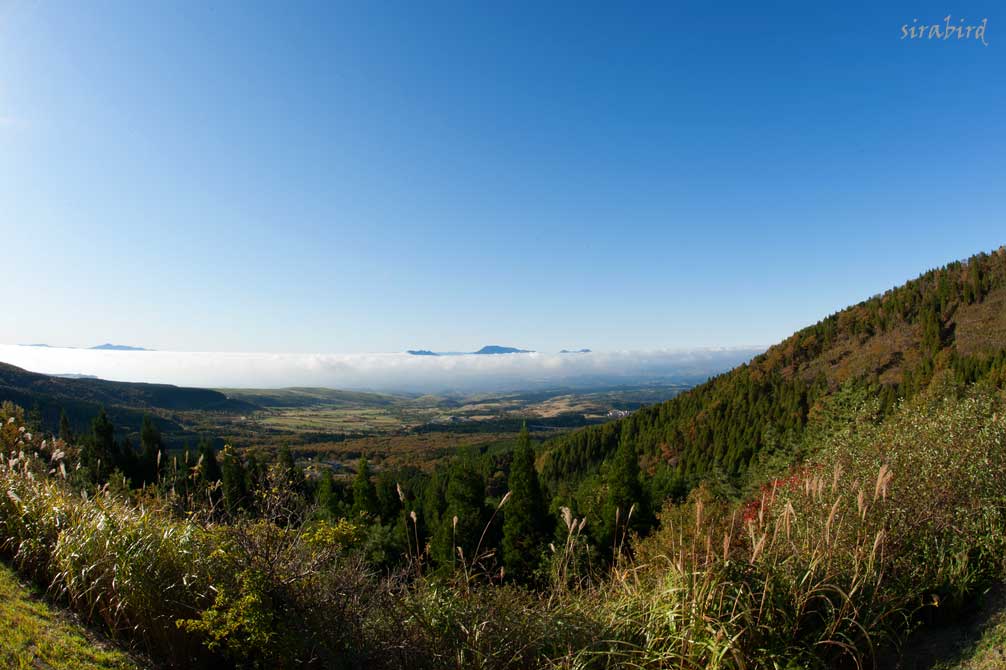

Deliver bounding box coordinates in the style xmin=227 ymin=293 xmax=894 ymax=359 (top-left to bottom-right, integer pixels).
xmin=2 ymin=373 xmax=1005 ymax=668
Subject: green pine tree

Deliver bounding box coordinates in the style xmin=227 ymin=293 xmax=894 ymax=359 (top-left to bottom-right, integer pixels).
xmin=276 ymin=445 xmax=303 ymax=493
xmin=140 ymin=415 xmax=163 ymax=485
xmin=85 ymin=408 xmax=118 ymax=482
xmin=432 ymin=458 xmax=486 ymax=568
xmin=502 ymin=424 xmax=548 ymax=583
xmin=220 ymin=445 xmax=249 ymax=516
xmin=421 ymin=469 xmax=448 ymax=552
xmin=245 ymin=452 xmax=261 ymax=489
xmin=59 ymin=409 xmax=74 ymax=444
xmin=198 ymin=437 xmax=222 ymax=484
xmin=118 ymin=436 xmax=138 ymax=486
xmin=316 ymin=468 xmax=338 ymax=518
xmin=376 ymin=470 xmax=402 ymax=523
xmin=27 ymin=402 xmax=43 ymax=433
xmin=352 ymin=456 xmax=379 ymax=517
xmin=172 ymin=444 xmax=194 ymax=500
xmin=601 ymin=432 xmax=651 ymax=554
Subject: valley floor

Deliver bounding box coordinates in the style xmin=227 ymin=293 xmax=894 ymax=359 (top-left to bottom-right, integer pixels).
xmin=0 ymin=561 xmax=143 ymax=670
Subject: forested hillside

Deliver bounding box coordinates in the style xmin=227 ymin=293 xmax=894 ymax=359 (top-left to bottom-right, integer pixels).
xmin=541 ymin=247 xmax=1006 ymax=496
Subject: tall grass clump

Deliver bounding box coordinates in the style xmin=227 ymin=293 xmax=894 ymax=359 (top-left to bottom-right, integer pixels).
xmin=0 ymin=405 xmax=390 ymax=668
xmin=594 ymin=385 xmax=1006 ymax=669
xmin=0 ymin=410 xmax=216 ymax=664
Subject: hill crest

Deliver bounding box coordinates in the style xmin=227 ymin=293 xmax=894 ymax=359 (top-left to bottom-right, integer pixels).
xmin=540 ymin=247 xmax=1006 ymax=494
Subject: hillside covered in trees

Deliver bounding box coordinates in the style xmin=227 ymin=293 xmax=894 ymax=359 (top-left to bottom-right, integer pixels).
xmin=541 ymin=247 xmax=1006 ymax=500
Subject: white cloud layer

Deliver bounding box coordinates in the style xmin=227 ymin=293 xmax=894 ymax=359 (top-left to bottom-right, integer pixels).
xmin=0 ymin=345 xmax=765 ymax=393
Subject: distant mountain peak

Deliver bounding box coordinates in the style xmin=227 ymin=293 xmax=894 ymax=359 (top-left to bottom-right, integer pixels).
xmin=91 ymin=343 xmax=150 ymax=351
xmin=407 ymin=350 xmax=439 ymax=356
xmin=559 ymin=348 xmax=592 ymax=354
xmin=472 ymin=345 xmax=533 ymax=355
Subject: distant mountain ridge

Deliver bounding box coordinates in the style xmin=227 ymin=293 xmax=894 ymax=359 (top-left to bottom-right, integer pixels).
xmin=17 ymin=343 xmax=152 ymax=351
xmin=406 ymin=345 xmax=535 ymax=355
xmin=91 ymin=343 xmax=150 ymax=351
xmin=472 ymin=345 xmax=533 ymax=355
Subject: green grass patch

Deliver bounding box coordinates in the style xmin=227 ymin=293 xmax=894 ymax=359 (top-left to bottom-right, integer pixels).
xmin=0 ymin=562 xmax=141 ymax=670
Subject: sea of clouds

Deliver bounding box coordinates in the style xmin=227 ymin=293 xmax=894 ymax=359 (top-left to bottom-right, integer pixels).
xmin=0 ymin=345 xmax=765 ymax=393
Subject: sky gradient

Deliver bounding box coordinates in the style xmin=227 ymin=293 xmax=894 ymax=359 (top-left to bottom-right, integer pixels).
xmin=1 ymin=1 xmax=1004 ymax=355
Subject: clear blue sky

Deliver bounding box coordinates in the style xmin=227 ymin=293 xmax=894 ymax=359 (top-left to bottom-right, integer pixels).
xmin=1 ymin=1 xmax=1003 ymax=353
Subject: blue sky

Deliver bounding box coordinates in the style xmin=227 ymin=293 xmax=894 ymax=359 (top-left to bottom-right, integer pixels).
xmin=1 ymin=1 xmax=1003 ymax=354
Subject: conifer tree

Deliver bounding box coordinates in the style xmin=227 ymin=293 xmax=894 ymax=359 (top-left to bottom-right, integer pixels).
xmin=244 ymin=452 xmax=262 ymax=505
xmin=59 ymin=409 xmax=74 ymax=444
xmin=118 ymin=436 xmax=138 ymax=485
xmin=140 ymin=415 xmax=162 ymax=485
xmin=220 ymin=445 xmax=249 ymax=516
xmin=352 ymin=456 xmax=379 ymax=517
xmin=172 ymin=444 xmax=194 ymax=500
xmin=27 ymin=402 xmax=43 ymax=433
xmin=920 ymin=304 xmax=943 ymax=356
xmin=602 ymin=432 xmax=651 ymax=553
xmin=421 ymin=469 xmax=448 ymax=550
xmin=86 ymin=407 xmax=118 ymax=481
xmin=375 ymin=470 xmax=402 ymax=523
xmin=432 ymin=458 xmax=486 ymax=567
xmin=276 ymin=445 xmax=303 ymax=494
xmin=316 ymin=468 xmax=338 ymax=518
xmin=502 ymin=424 xmax=547 ymax=583
xmin=198 ymin=437 xmax=222 ymax=485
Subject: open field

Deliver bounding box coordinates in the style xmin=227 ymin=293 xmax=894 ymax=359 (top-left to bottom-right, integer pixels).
xmin=259 ymin=406 xmax=411 ymax=433
xmin=178 ymin=382 xmax=693 ymax=470
xmin=214 ymin=382 xmax=690 ymax=434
